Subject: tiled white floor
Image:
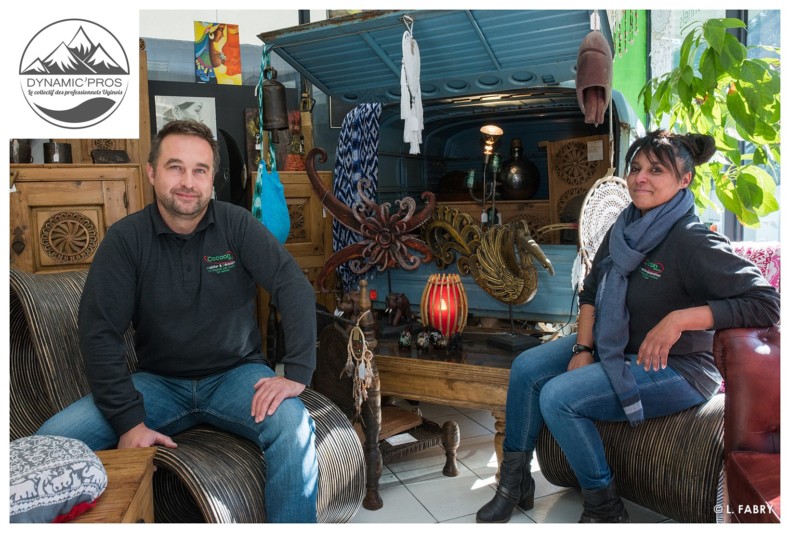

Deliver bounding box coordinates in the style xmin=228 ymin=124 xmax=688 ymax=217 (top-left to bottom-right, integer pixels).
xmin=350 ymin=401 xmax=673 ymax=524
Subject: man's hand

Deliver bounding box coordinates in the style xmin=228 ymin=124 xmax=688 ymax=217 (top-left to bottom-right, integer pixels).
xmin=251 ymin=376 xmax=306 ymax=423
xmin=567 ymin=351 xmax=594 ymax=372
xmin=118 ymin=422 xmax=177 ymax=449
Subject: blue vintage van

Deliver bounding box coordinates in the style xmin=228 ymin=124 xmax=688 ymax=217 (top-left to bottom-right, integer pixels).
xmin=261 ymin=10 xmax=641 ymax=326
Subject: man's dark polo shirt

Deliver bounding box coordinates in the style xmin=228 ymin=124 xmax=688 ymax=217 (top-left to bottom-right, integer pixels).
xmin=78 ymin=200 xmax=316 ymax=435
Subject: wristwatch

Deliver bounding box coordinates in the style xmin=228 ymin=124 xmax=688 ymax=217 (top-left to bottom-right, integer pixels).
xmin=572 ymin=343 xmax=593 ymax=356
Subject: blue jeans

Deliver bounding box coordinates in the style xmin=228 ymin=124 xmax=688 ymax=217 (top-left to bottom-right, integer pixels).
xmin=37 ymin=363 xmax=318 ymax=523
xmin=503 ymin=333 xmax=707 ymax=490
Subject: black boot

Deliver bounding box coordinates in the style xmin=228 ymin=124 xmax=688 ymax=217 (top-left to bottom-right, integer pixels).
xmin=476 ymin=451 xmax=536 ymax=523
xmin=578 ymin=479 xmax=630 ymax=523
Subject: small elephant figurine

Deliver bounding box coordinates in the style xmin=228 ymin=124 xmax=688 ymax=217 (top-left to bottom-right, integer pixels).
xmin=385 ymin=292 xmax=412 ymax=326
xmin=336 ymin=290 xmax=361 ymax=320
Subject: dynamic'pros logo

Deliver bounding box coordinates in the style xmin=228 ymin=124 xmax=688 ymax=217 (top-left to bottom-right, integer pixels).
xmin=19 ymin=19 xmax=129 ymax=129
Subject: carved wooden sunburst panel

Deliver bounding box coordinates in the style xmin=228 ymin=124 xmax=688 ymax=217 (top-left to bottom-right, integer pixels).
xmin=287 ymin=204 xmax=307 ymax=241
xmin=553 ymin=141 xmax=600 ymax=186
xmin=544 ymin=135 xmax=611 ymax=227
xmin=39 ymin=211 xmax=100 ymax=264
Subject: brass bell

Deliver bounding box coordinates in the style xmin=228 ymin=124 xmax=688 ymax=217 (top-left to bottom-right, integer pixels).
xmin=262 ymin=66 xmax=289 ymax=136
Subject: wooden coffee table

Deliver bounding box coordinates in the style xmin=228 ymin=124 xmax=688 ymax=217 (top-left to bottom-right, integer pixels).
xmin=73 ymin=447 xmax=156 ymax=523
xmin=374 ymin=328 xmax=526 ymax=469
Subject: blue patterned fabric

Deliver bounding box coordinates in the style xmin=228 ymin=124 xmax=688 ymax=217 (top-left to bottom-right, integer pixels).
xmin=332 ymin=103 xmax=382 ymax=293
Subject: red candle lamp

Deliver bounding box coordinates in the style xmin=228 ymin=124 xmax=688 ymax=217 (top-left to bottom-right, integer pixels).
xmin=420 ymin=273 xmax=468 ymax=337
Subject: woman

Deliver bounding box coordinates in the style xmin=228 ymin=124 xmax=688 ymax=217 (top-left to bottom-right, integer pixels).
xmin=163 ymin=101 xmax=204 ymax=124
xmin=477 ymin=130 xmax=780 ymax=523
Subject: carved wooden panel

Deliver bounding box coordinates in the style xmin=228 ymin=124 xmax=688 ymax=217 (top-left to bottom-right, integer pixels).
xmin=35 ymin=208 xmax=103 ymax=268
xmin=539 ymin=134 xmax=611 ymax=227
xmin=9 ymin=164 xmax=142 ymax=273
xmin=287 ymin=203 xmax=308 ymax=241
xmin=280 ymin=172 xmax=331 ymax=262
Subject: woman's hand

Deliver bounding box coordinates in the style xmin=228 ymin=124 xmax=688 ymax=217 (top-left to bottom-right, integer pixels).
xmin=638 ymin=306 xmax=714 ymax=371
xmin=567 ymin=351 xmax=594 ymax=371
xmin=637 ymin=317 xmax=678 ymax=371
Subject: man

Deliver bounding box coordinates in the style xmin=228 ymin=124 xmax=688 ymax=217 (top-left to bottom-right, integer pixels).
xmin=37 ymin=120 xmax=318 ymax=523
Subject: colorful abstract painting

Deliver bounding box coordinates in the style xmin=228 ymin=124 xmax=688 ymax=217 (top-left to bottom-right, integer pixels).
xmin=194 ymin=21 xmax=242 ymax=85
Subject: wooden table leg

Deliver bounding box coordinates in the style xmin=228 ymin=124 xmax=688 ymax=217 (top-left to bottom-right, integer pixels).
xmin=440 ymin=420 xmax=460 ymax=477
xmin=361 ymin=375 xmax=383 ymax=510
xmin=493 ymin=410 xmax=506 ymax=480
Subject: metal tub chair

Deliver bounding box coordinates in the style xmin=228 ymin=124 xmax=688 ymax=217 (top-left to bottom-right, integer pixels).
xmin=9 ymin=268 xmax=365 ymax=523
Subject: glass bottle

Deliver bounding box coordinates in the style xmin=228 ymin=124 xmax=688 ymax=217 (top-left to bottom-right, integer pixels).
xmin=499 ymin=138 xmax=540 ymax=200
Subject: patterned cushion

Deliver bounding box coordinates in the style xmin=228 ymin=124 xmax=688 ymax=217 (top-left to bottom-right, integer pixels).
xmin=732 ymin=241 xmax=781 ymax=291
xmin=719 ymin=241 xmax=780 ymax=393
xmin=9 ymin=435 xmax=107 ymax=523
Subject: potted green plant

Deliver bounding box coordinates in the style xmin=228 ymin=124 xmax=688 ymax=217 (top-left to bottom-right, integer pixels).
xmin=639 ymin=17 xmax=779 ymax=228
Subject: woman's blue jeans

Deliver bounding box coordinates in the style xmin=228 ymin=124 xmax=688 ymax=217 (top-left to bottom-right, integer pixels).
xmin=36 ymin=363 xmax=318 ymax=523
xmin=504 ymin=333 xmax=707 ymax=490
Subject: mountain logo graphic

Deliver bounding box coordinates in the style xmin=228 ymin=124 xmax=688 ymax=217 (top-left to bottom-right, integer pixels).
xmin=19 ymin=19 xmax=130 ymax=129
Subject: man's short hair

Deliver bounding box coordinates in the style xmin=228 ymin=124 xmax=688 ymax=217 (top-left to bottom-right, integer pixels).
xmin=148 ymin=119 xmax=220 ymax=172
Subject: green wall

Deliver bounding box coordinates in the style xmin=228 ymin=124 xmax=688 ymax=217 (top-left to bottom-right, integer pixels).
xmin=612 ymin=11 xmax=648 ymax=128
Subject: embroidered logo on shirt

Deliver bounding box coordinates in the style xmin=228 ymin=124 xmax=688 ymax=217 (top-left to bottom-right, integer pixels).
xmin=204 ymin=251 xmax=236 ymax=274
xmin=640 ymin=259 xmax=664 ymax=280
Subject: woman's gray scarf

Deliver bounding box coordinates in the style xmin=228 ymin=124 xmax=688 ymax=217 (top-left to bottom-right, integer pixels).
xmin=594 ymin=188 xmax=694 ymax=426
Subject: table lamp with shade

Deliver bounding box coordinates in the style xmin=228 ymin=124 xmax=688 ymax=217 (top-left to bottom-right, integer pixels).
xmin=469 ymin=124 xmax=504 ymax=227
xmin=480 ymin=124 xmax=503 ymax=164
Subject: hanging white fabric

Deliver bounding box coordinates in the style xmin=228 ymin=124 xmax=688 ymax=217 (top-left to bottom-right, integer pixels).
xmin=400 ymin=29 xmax=423 ymax=154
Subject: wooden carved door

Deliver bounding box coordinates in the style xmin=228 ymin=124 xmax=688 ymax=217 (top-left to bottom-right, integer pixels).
xmin=256 ymin=170 xmax=336 ymax=342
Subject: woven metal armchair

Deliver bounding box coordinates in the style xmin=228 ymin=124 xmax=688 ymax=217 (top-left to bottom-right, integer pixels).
xmin=9 ymin=268 xmax=364 ymax=523
xmin=535 ymin=396 xmax=724 ymax=523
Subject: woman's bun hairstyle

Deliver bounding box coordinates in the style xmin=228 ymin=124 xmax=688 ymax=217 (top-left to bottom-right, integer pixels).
xmin=675 ymin=133 xmax=716 ymax=166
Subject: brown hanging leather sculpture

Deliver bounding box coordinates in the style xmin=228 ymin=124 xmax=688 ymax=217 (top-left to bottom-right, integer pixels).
xmin=575 ymin=29 xmax=613 ymax=126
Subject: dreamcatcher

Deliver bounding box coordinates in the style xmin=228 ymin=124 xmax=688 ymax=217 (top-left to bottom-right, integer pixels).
xmin=342 ymin=310 xmax=374 ymax=420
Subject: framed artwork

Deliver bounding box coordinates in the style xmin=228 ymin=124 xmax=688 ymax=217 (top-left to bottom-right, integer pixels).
xmin=194 ymin=21 xmax=242 ymax=85
xmin=154 ymin=95 xmax=217 ymax=138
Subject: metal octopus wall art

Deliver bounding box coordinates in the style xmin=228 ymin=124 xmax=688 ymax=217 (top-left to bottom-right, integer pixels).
xmin=306 ymin=147 xmax=437 ymax=292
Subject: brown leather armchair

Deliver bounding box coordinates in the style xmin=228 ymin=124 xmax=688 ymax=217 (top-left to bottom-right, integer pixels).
xmin=713 ymin=326 xmax=781 ymax=523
